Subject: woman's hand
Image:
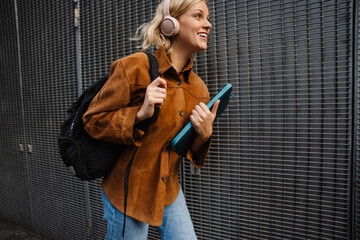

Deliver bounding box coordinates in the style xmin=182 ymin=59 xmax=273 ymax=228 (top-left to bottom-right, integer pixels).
xmin=190 ymin=100 xmax=220 ymax=152
xmin=136 ymin=77 xmax=167 ymax=123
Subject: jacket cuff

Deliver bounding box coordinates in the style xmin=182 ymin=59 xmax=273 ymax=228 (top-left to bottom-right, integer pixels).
xmin=186 ymin=136 xmax=212 ymax=168
xmin=122 ymin=105 xmax=145 ymax=147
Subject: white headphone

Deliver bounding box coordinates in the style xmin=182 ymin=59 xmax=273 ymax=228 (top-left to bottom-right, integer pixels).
xmin=160 ymin=0 xmax=180 ymax=37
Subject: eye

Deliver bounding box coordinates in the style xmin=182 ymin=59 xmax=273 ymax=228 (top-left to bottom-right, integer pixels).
xmin=194 ymin=13 xmax=202 ymax=19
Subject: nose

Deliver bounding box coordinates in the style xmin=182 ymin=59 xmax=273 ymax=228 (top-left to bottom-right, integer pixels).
xmin=204 ymin=18 xmax=212 ymax=30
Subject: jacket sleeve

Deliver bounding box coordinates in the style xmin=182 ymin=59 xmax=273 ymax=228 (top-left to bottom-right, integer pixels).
xmin=186 ymin=137 xmax=212 ymax=168
xmin=82 ymin=57 xmax=145 ymax=147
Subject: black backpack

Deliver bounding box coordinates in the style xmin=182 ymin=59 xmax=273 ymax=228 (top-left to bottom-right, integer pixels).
xmin=58 ymin=52 xmax=158 ymax=181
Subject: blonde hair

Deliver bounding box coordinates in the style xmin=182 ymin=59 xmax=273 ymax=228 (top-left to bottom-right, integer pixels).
xmin=132 ymin=0 xmax=206 ymax=57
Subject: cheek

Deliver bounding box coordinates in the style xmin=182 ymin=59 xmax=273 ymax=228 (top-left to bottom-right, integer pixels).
xmin=177 ymin=30 xmax=194 ymax=45
xmin=178 ymin=20 xmax=196 ymax=36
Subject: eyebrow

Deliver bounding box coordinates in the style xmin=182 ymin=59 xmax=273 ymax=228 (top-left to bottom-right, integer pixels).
xmin=192 ymin=9 xmax=210 ymax=18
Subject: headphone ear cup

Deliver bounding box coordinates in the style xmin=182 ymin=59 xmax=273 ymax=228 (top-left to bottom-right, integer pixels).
xmin=160 ymin=16 xmax=180 ymax=37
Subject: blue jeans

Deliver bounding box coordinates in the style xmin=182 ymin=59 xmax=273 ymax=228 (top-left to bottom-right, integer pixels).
xmin=102 ymin=187 xmax=197 ymax=240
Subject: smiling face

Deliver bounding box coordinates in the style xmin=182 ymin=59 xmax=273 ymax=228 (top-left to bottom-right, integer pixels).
xmin=173 ymin=1 xmax=212 ymax=56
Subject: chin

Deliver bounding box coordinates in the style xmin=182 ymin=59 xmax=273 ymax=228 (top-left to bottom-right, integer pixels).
xmin=195 ymin=45 xmax=208 ymax=53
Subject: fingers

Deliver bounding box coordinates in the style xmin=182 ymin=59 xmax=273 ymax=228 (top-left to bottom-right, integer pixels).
xmin=211 ymin=100 xmax=220 ymax=116
xmin=153 ymin=87 xmax=167 ymax=95
xmin=190 ymin=102 xmax=215 ymax=140
xmin=146 ymin=77 xmax=167 ymax=109
xmin=138 ymin=78 xmax=168 ymax=121
xmin=191 ymin=102 xmax=212 ymax=124
xmin=151 ymin=86 xmax=166 ymax=100
xmin=148 ymin=91 xmax=166 ymax=107
xmin=191 ymin=100 xmax=220 ymax=124
xmin=191 ymin=108 xmax=202 ymax=123
xmin=150 ymin=77 xmax=167 ymax=89
xmin=149 ymin=77 xmax=167 ymax=99
xmin=194 ymin=103 xmax=209 ymax=120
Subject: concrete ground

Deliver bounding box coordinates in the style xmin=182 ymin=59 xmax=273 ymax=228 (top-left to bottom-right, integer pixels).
xmin=0 ymin=221 xmax=43 ymax=240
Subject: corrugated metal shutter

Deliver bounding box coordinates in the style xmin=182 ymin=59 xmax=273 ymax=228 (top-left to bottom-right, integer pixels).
xmin=185 ymin=0 xmax=352 ymax=239
xmin=0 ymin=0 xmax=357 ymax=239
xmin=356 ymin=0 xmax=360 ymax=238
xmin=4 ymin=0 xmax=89 ymax=239
xmin=0 ymin=0 xmax=32 ymax=230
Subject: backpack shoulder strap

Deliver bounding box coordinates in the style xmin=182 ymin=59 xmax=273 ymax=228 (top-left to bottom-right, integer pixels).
xmin=123 ymin=52 xmax=159 ymax=237
xmin=144 ymin=52 xmax=158 ymax=81
xmin=134 ymin=52 xmax=160 ymax=130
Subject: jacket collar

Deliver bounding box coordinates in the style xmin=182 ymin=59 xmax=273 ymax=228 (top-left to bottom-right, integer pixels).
xmin=154 ymin=48 xmax=192 ymax=82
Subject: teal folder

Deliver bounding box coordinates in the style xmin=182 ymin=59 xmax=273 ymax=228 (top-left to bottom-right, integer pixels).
xmin=171 ymin=83 xmax=234 ymax=155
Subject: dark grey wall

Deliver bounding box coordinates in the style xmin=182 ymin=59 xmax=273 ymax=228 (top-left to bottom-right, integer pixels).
xmin=0 ymin=0 xmax=357 ymax=239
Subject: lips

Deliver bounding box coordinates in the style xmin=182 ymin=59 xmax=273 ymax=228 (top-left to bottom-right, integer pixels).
xmin=198 ymin=33 xmax=208 ymax=39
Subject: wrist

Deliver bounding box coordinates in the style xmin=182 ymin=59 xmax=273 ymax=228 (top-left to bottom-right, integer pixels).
xmin=135 ymin=108 xmax=146 ymax=123
xmin=192 ymin=134 xmax=210 ymax=153
xmin=197 ymin=133 xmax=211 ymax=144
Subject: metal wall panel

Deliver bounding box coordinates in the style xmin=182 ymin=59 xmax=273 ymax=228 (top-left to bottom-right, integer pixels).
xmin=13 ymin=0 xmax=88 ymax=239
xmin=79 ymin=0 xmax=353 ymax=239
xmin=356 ymin=0 xmax=360 ymax=238
xmin=185 ymin=0 xmax=352 ymax=239
xmin=0 ymin=0 xmax=357 ymax=239
xmin=0 ymin=0 xmax=32 ymax=230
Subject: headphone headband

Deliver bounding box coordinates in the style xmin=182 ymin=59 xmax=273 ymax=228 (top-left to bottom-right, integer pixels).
xmin=163 ymin=0 xmax=170 ymax=16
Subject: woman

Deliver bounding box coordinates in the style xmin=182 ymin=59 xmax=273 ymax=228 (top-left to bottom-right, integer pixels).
xmin=83 ymin=0 xmax=219 ymax=239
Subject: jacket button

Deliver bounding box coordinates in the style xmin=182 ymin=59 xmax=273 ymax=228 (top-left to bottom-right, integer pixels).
xmin=176 ymin=81 xmax=181 ymax=85
xmin=161 ymin=176 xmax=167 ymax=182
xmin=179 ymin=111 xmax=184 ymax=117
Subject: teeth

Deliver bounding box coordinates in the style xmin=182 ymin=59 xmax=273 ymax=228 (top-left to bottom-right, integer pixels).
xmin=198 ymin=33 xmax=207 ymax=38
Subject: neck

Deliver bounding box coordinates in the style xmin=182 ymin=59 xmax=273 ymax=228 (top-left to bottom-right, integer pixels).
xmin=170 ymin=45 xmax=191 ymax=73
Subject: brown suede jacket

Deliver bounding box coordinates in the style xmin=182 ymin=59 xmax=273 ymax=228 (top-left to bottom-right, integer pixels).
xmin=83 ymin=48 xmax=211 ymax=226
